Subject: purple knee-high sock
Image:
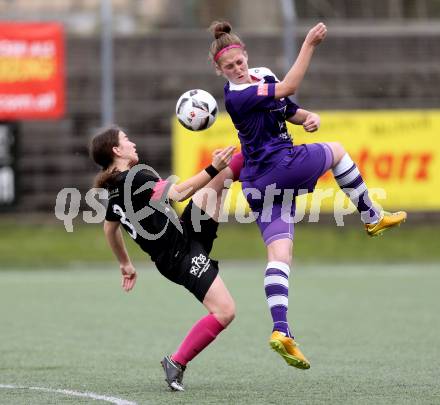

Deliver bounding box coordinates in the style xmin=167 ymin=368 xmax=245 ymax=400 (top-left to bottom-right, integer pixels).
xmin=333 ymin=154 xmax=380 ymax=224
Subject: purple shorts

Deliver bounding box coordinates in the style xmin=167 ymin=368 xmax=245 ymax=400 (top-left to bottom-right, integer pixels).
xmin=242 ymin=143 xmax=333 ymax=245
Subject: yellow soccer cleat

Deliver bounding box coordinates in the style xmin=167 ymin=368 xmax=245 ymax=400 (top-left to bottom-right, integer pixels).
xmin=269 ymin=331 xmax=311 ymax=370
xmin=365 ymin=211 xmax=407 ymax=237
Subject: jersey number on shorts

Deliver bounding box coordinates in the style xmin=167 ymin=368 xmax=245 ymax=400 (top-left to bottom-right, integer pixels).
xmin=113 ymin=204 xmax=137 ymax=239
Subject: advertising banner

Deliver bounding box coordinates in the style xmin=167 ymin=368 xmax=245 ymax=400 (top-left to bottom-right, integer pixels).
xmin=0 ymin=123 xmax=16 ymax=208
xmin=173 ymin=110 xmax=439 ymax=213
xmin=0 ymin=22 xmax=65 ymax=120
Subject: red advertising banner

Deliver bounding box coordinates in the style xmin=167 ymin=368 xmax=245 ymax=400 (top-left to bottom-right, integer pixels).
xmin=0 ymin=22 xmax=65 ymax=120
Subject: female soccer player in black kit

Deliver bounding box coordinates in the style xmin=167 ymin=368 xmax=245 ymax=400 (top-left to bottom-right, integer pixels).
xmin=90 ymin=126 xmax=243 ymax=392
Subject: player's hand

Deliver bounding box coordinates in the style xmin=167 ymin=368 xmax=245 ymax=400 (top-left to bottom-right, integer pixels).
xmin=120 ymin=262 xmax=137 ymax=292
xmin=303 ymin=112 xmax=320 ymax=132
xmin=212 ymin=148 xmax=223 ymax=159
xmin=212 ymin=146 xmax=236 ymax=171
xmin=304 ymin=22 xmax=327 ymax=47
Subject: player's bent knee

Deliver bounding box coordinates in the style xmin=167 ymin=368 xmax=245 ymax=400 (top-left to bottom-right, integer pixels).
xmin=223 ymin=301 xmax=236 ymax=325
xmin=336 ymin=142 xmax=346 ymax=156
xmin=216 ymin=301 xmax=235 ymax=327
xmin=328 ymin=142 xmax=346 ymax=165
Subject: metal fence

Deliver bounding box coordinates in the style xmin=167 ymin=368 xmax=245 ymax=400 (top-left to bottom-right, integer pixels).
xmin=0 ymin=0 xmax=439 ymax=34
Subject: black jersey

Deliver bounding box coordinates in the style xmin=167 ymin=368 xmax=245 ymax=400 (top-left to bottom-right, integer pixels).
xmin=105 ymin=168 xmax=189 ymax=269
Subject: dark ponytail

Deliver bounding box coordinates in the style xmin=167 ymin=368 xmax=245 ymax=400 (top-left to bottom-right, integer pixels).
xmin=90 ymin=125 xmax=122 ymax=189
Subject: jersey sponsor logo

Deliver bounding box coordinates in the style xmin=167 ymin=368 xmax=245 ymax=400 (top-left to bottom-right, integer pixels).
xmin=270 ymin=105 xmax=292 ymax=141
xmin=257 ymin=83 xmax=268 ymax=96
xmin=190 ymin=253 xmax=211 ymax=278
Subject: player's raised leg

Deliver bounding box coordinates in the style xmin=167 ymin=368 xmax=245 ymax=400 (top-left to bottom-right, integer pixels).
xmin=325 ymin=142 xmax=407 ymax=236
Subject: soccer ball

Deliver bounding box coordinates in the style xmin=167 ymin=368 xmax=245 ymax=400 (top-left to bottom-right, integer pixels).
xmin=176 ymin=89 xmax=218 ymax=131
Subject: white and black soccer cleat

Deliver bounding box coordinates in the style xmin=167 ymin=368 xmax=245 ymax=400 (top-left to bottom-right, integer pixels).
xmin=160 ymin=355 xmax=186 ymax=392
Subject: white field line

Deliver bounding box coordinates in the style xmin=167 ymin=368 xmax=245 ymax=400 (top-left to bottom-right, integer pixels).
xmin=0 ymin=384 xmax=138 ymax=405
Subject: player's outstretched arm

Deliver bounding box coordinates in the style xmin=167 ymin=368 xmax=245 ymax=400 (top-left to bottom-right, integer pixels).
xmin=168 ymin=145 xmax=235 ymax=202
xmin=287 ymin=108 xmax=320 ymax=132
xmin=275 ymin=22 xmax=327 ymax=99
xmin=103 ymin=220 xmax=137 ymax=292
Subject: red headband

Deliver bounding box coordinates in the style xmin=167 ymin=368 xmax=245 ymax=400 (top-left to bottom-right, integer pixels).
xmin=214 ymin=44 xmax=243 ymax=62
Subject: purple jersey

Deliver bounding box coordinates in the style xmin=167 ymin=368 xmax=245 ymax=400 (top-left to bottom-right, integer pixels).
xmin=224 ymin=67 xmax=299 ymax=180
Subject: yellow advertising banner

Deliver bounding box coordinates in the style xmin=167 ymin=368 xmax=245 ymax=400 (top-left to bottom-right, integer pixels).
xmin=172 ymin=110 xmax=440 ymax=213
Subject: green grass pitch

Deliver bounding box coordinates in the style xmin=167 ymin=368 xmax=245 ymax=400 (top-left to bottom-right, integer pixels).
xmin=0 ymin=263 xmax=439 ymax=404
xmin=1 ymin=223 xmax=440 ymax=266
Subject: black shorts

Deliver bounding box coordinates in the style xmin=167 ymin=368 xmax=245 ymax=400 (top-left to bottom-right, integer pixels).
xmin=157 ymin=200 xmax=220 ymax=302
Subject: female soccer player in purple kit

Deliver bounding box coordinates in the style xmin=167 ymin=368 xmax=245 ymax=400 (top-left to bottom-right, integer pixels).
xmin=208 ymin=21 xmax=407 ymax=370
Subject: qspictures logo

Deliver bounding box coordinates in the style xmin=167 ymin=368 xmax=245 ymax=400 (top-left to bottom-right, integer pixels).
xmin=54 ymin=164 xmax=387 ymax=240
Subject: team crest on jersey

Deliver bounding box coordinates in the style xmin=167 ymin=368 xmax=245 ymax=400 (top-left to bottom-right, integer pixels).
xmin=190 ymin=253 xmax=211 ymax=278
xmin=257 ymin=83 xmax=269 ymax=96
